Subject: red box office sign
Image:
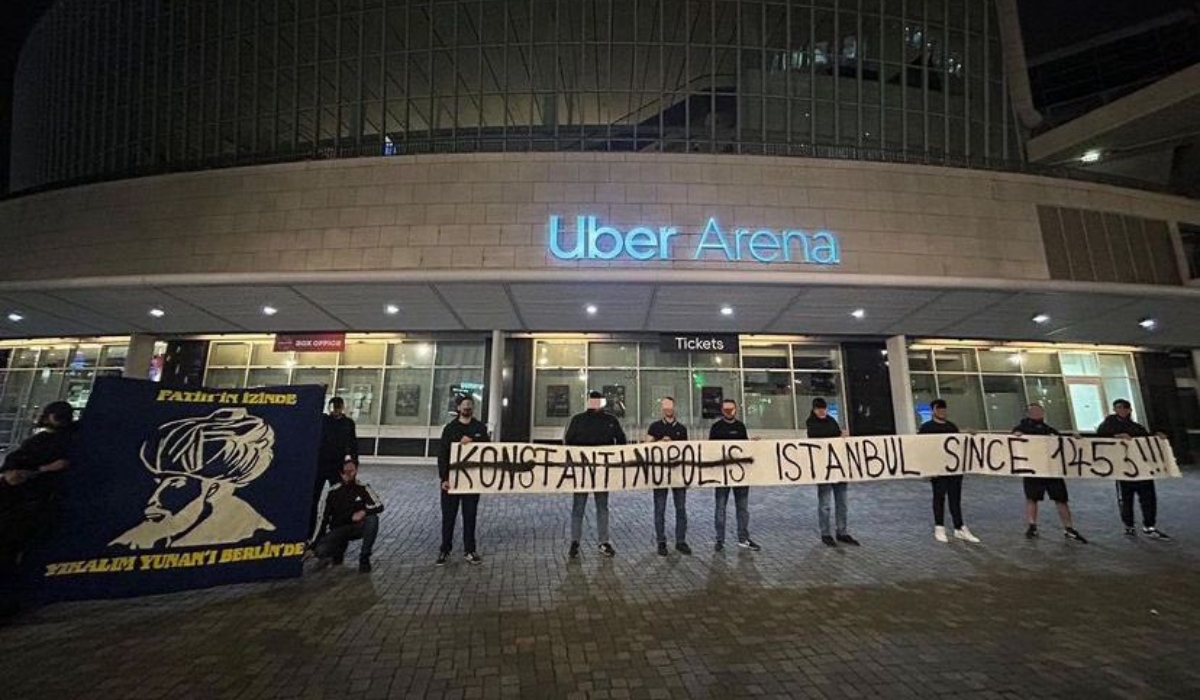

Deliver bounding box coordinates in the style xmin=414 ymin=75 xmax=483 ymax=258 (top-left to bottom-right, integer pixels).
xmin=273 ymin=333 xmax=346 ymax=352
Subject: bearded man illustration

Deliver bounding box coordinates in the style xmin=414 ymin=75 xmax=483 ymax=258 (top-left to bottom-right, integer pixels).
xmin=110 ymin=408 xmax=277 ymax=550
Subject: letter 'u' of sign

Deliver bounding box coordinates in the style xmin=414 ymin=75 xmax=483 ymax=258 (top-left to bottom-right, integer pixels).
xmin=548 ymin=215 xmax=840 ymax=265
xmin=449 ymin=435 xmax=1181 ymax=494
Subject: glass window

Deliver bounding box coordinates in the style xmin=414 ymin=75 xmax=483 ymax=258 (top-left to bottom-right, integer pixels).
xmin=794 ymin=372 xmax=844 ymax=424
xmin=341 ymin=341 xmax=385 ymax=366
xmin=433 ymin=369 xmax=486 ymax=426
xmin=1020 ymin=351 xmax=1060 ymax=375
xmin=1103 ymin=378 xmax=1138 ymax=416
xmin=933 ymin=348 xmax=978 ymax=373
xmin=335 ymin=368 xmax=382 ymax=426
xmin=63 ymin=370 xmax=94 ymax=410
xmin=247 ymin=368 xmax=290 ymax=387
xmin=209 ymin=342 xmax=250 ymax=366
xmin=640 ymin=342 xmax=687 ymax=368
xmin=691 ymin=351 xmax=738 ymax=369
xmin=68 ymin=346 xmax=101 ymax=369
xmin=1099 ymin=354 xmax=1134 ymax=378
xmin=251 ymin=343 xmax=291 ymax=366
xmin=792 ymin=345 xmax=840 ymax=370
xmin=0 ymin=371 xmax=34 ymax=415
xmin=1024 ymin=377 xmax=1072 ymax=431
xmin=27 ymin=370 xmax=65 ymax=413
xmin=534 ymin=369 xmax=588 ymax=428
xmin=205 ymin=368 xmax=246 ymax=388
xmin=743 ymin=370 xmax=796 ymax=431
xmin=907 ymin=348 xmax=933 ymax=372
xmin=535 ymin=341 xmax=586 ymax=368
xmin=1060 ymin=352 xmax=1100 ymax=377
xmin=1067 ymin=381 xmax=1107 ymax=432
xmin=587 ymin=369 xmax=637 ymax=429
xmin=295 ymin=350 xmax=340 ymax=366
xmin=388 ymin=341 xmax=436 ymax=367
xmin=436 ymin=341 xmax=486 ymax=367
xmin=99 ymin=345 xmax=129 ymax=368
xmin=978 ymin=349 xmax=1022 ymax=373
xmin=37 ymin=347 xmax=72 ymax=369
xmin=694 ymin=370 xmax=742 ymax=425
xmin=380 ymin=368 xmax=434 ymax=426
xmin=981 ymin=375 xmax=1025 ymax=431
xmin=742 ymin=344 xmax=790 ymax=370
xmin=935 ymin=375 xmax=986 ymax=431
xmin=638 ymin=370 xmax=693 ymax=433
xmin=588 ymin=342 xmax=637 ymax=367
xmin=911 ymin=373 xmax=938 ymax=424
xmin=293 ymin=368 xmax=334 ymax=393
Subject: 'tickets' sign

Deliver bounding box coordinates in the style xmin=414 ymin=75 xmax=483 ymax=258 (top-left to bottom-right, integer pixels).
xmin=273 ymin=333 xmax=346 ymax=352
xmin=660 ymin=333 xmax=740 ymax=354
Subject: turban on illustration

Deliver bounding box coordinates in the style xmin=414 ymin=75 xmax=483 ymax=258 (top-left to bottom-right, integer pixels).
xmin=140 ymin=408 xmax=275 ymax=486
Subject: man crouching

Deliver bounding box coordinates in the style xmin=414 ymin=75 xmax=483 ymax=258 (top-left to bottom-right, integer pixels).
xmin=313 ymin=459 xmax=383 ymax=573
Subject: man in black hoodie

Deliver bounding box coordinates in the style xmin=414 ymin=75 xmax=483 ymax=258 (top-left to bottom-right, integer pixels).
xmin=313 ymin=459 xmax=384 ymax=573
xmin=437 ymin=396 xmax=489 ymax=566
xmin=806 ymin=398 xmax=859 ymax=547
xmin=1012 ymin=403 xmax=1086 ymax=543
xmin=564 ymin=391 xmax=627 ymax=559
xmin=711 ymin=399 xmax=759 ymax=552
xmin=308 ymin=397 xmax=359 ymax=543
xmin=1096 ymin=399 xmax=1170 ymax=540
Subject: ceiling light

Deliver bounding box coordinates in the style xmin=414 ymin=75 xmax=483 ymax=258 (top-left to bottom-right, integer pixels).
xmin=384 ymin=304 xmax=400 ymax=315
xmin=720 ymin=305 xmax=734 ymax=316
xmin=1138 ymin=318 xmax=1157 ymax=330
xmin=262 ymin=305 xmax=278 ymax=316
xmin=6 ymin=312 xmax=23 ymax=322
xmin=1080 ymin=149 xmax=1102 ymax=163
xmin=1032 ymin=313 xmax=1050 ymax=324
xmin=585 ymin=304 xmax=598 ymax=315
xmin=149 ymin=308 xmax=166 ymax=318
xmin=850 ymin=308 xmax=866 ymax=319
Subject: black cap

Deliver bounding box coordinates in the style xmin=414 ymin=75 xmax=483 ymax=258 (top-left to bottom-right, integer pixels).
xmin=931 ymin=398 xmax=947 ymax=409
xmin=1113 ymin=398 xmax=1131 ymax=409
xmin=811 ymin=397 xmax=827 ymax=409
xmin=588 ymin=390 xmax=604 ymax=399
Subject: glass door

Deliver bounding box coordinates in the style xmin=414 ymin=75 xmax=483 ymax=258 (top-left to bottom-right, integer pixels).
xmin=1067 ymin=380 xmax=1106 ymax=432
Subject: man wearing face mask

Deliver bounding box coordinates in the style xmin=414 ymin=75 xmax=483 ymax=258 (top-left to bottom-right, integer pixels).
xmin=710 ymin=398 xmax=760 ymax=552
xmin=564 ymin=390 xmax=627 ymax=559
xmin=646 ymin=397 xmax=690 ymax=556
xmin=437 ymin=396 xmax=490 ymax=565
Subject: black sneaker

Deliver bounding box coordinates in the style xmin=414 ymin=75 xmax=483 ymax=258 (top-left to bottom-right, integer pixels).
xmin=1063 ymin=528 xmax=1088 ymax=544
xmin=358 ymin=561 xmax=372 ymax=574
xmin=656 ymin=542 xmax=669 ymax=556
xmin=599 ymin=543 xmax=616 ymax=558
xmin=737 ymin=539 xmax=762 ymax=552
xmin=1144 ymin=527 xmax=1171 ymax=541
xmin=436 ymin=551 xmax=449 ymax=566
xmin=836 ymin=534 xmax=860 ymax=546
xmin=714 ymin=542 xmax=725 ymax=552
xmin=1025 ymin=524 xmax=1038 ymax=539
xmin=465 ymin=552 xmax=483 ymax=565
xmin=1124 ymin=526 xmax=1138 ymax=538
xmin=821 ymin=535 xmax=837 ymax=547
xmin=568 ymin=541 xmax=580 ymax=559
xmin=675 ymin=542 xmax=692 ymax=555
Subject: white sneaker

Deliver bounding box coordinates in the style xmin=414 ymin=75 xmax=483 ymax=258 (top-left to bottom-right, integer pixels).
xmin=954 ymin=527 xmax=981 ymax=543
xmin=934 ymin=526 xmax=948 ymax=543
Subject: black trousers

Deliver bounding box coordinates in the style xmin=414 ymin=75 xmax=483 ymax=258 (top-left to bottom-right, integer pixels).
xmin=441 ymin=491 xmax=480 ymax=554
xmin=1117 ymin=480 xmax=1157 ymax=528
xmin=307 ymin=460 xmax=343 ymax=541
xmin=931 ymin=475 xmax=965 ymax=529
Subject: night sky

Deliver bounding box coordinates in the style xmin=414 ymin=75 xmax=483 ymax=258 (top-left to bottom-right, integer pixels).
xmin=0 ymin=0 xmax=1193 ymax=194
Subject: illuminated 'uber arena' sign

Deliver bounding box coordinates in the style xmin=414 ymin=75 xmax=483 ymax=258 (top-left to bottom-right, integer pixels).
xmin=548 ymin=215 xmax=841 ymax=265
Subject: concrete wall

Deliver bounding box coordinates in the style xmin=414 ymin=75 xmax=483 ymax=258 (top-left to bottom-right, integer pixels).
xmin=2 ymin=153 xmax=1199 ymax=284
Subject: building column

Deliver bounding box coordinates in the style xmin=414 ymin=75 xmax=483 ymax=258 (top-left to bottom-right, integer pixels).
xmin=487 ymin=330 xmax=506 ymax=441
xmin=123 ymin=334 xmax=158 ymax=380
xmin=887 ymin=335 xmax=916 ymax=435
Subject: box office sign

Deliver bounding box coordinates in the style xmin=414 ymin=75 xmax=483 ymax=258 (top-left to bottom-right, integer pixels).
xmin=660 ymin=333 xmax=740 ymax=354
xmin=273 ymin=333 xmax=346 ymax=353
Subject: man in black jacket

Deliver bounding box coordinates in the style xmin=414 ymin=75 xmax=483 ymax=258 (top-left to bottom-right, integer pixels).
xmin=646 ymin=397 xmax=690 ymax=556
xmin=308 ymin=397 xmax=359 ymax=543
xmin=920 ymin=398 xmax=980 ymax=544
xmin=565 ymin=390 xmax=627 ymax=559
xmin=806 ymin=398 xmax=859 ymax=547
xmin=1096 ymin=399 xmax=1170 ymax=540
xmin=711 ymin=399 xmax=759 ymax=552
xmin=437 ymin=396 xmax=489 ymax=566
xmin=1013 ymin=403 xmax=1086 ymax=543
xmin=313 ymin=459 xmax=384 ymax=573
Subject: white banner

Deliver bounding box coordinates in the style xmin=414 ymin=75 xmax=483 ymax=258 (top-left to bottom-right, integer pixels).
xmin=448 ymin=435 xmax=1180 ymax=494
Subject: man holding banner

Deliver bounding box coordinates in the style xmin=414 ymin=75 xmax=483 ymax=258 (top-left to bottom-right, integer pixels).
xmin=920 ymin=399 xmax=981 ymax=544
xmin=565 ymin=390 xmax=627 ymax=559
xmin=806 ymin=398 xmax=860 ymax=548
xmin=646 ymin=397 xmax=691 ymax=556
xmin=437 ymin=396 xmax=489 ymax=566
xmin=1013 ymin=403 xmax=1087 ymax=543
xmin=711 ymin=399 xmax=760 ymax=552
xmin=1097 ymin=399 xmax=1171 ymax=541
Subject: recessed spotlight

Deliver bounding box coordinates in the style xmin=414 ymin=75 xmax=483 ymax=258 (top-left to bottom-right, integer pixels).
xmin=850 ymin=308 xmax=866 ymax=319
xmin=262 ymin=305 xmax=278 ymax=316
xmin=1032 ymin=313 xmax=1050 ymax=324
xmin=1138 ymin=318 xmax=1157 ymax=330
xmin=149 ymin=308 xmax=166 ymax=318
xmin=385 ymin=304 xmax=400 ymax=315
xmin=1080 ymin=149 xmax=1102 ymax=163
xmin=7 ymin=312 xmax=23 ymax=322
xmin=585 ymin=304 xmax=598 ymax=315
xmin=720 ymin=305 xmax=734 ymax=316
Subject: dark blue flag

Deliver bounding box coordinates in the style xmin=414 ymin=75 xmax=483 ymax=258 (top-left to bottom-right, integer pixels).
xmin=23 ymin=376 xmax=324 ymax=602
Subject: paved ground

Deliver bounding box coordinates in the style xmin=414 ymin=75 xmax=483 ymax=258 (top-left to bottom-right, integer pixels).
xmin=2 ymin=466 xmax=1198 ymax=700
